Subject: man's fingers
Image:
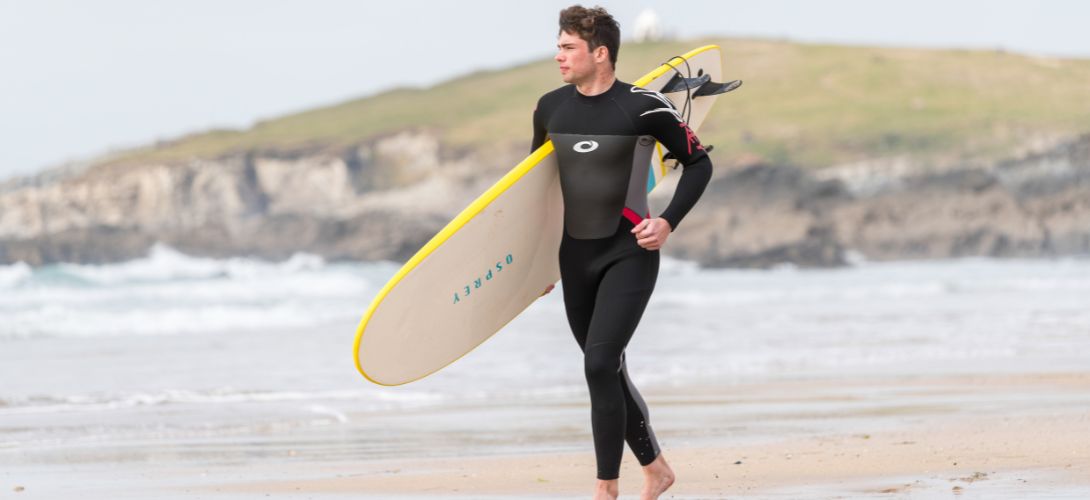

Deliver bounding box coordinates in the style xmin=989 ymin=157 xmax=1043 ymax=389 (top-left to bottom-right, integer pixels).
xmin=637 ymin=219 xmax=660 ymax=238
xmin=645 ymin=219 xmax=662 ymax=236
xmin=633 ymin=218 xmax=667 ymax=251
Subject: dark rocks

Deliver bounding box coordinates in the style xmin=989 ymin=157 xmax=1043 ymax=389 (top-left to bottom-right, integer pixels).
xmin=661 ymin=134 xmax=1090 ymax=267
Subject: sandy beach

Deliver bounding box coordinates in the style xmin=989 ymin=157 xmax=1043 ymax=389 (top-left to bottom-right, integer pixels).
xmin=201 ymin=371 xmax=1090 ymax=499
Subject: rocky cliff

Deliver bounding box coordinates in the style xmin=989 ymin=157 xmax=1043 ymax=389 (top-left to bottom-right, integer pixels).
xmin=2 ymin=131 xmax=1088 ymax=268
xmin=0 ymin=131 xmax=511 ymax=265
xmin=665 ymin=133 xmax=1090 ymax=267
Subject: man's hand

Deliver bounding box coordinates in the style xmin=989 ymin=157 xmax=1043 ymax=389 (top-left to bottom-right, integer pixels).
xmin=631 ymin=217 xmax=671 ymax=250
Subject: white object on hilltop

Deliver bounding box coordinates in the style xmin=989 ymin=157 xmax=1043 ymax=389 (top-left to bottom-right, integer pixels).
xmin=632 ymin=8 xmax=662 ymax=42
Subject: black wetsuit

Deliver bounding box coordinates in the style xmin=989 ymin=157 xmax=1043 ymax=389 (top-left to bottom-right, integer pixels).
xmin=531 ymin=78 xmax=712 ymax=480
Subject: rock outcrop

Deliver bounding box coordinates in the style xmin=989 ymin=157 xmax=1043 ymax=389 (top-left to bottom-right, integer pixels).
xmin=652 ymin=133 xmax=1090 ymax=267
xmin=2 ymin=132 xmax=1088 ymax=268
xmin=0 ymin=131 xmax=514 ymax=265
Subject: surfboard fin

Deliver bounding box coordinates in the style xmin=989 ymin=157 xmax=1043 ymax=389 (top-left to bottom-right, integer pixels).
xmin=660 ymin=73 xmax=711 ymax=93
xmin=694 ymin=79 xmax=743 ymax=97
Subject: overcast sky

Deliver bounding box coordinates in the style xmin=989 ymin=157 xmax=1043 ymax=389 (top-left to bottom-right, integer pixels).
xmin=2 ymin=0 xmax=1088 ymax=180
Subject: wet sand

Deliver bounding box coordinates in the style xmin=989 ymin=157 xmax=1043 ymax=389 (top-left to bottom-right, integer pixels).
xmin=208 ymin=371 xmax=1090 ymax=499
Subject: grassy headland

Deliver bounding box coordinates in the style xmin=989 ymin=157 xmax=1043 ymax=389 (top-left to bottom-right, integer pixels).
xmin=101 ymin=37 xmax=1090 ymax=170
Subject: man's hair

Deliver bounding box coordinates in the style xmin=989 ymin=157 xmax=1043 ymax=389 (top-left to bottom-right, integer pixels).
xmin=558 ymin=5 xmax=620 ymax=69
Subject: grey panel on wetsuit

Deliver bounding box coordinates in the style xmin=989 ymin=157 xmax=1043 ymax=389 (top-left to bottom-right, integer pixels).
xmin=623 ymin=135 xmax=657 ymax=221
xmin=550 ymin=133 xmax=638 ymax=239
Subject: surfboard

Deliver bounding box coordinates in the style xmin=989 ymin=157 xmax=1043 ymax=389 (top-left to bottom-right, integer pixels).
xmin=354 ymin=45 xmax=734 ymax=386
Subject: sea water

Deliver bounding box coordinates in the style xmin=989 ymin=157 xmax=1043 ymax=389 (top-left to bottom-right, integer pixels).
xmin=1 ymin=246 xmax=1088 ymax=496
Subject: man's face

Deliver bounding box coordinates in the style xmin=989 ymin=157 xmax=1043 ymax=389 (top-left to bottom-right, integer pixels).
xmin=555 ymin=30 xmax=601 ymax=84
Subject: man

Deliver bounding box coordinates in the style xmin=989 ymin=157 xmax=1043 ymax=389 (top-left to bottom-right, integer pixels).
xmin=532 ymin=5 xmax=712 ymax=500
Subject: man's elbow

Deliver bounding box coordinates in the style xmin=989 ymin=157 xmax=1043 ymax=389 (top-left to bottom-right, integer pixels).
xmin=681 ymin=155 xmax=712 ymax=182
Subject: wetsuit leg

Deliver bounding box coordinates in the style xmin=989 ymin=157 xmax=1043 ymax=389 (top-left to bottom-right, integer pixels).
xmin=559 ymin=217 xmax=661 ymax=480
xmin=619 ymin=351 xmax=661 ymax=466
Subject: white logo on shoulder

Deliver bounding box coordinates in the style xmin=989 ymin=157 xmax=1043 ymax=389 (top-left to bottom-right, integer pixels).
xmin=573 ymin=140 xmax=599 ymax=153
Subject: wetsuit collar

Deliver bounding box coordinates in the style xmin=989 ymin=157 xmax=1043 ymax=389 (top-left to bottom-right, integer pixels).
xmin=574 ymin=78 xmax=620 ymax=100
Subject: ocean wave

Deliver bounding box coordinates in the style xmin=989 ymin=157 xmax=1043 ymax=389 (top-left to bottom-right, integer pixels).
xmin=0 ymin=384 xmax=596 ymax=416
xmin=0 ymin=244 xmax=332 ymax=290
xmin=0 ymin=387 xmax=449 ymax=415
xmin=652 ymin=257 xmax=1090 ymax=309
xmin=0 ymin=261 xmax=32 ymax=288
xmin=0 ymin=245 xmax=381 ymax=338
xmin=0 ymin=303 xmax=356 ymax=338
xmin=53 ymin=244 xmax=327 ymax=286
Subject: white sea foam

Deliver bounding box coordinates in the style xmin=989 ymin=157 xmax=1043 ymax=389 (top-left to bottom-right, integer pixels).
xmin=0 ymin=245 xmax=375 ymax=338
xmin=54 ymin=243 xmax=326 ymax=286
xmin=0 ymin=261 xmax=32 ymax=288
xmin=0 ymin=387 xmax=448 ymax=415
xmin=305 ymin=404 xmax=350 ymax=423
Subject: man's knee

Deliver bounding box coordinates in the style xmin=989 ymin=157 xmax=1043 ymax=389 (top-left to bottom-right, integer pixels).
xmin=584 ymin=344 xmax=623 ymax=381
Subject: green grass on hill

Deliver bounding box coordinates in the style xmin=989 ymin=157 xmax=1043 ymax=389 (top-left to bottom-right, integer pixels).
xmin=103 ymin=37 xmax=1090 ymax=170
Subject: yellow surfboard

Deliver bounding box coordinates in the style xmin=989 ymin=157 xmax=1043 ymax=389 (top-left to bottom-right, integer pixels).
xmin=354 ymin=45 xmax=730 ymax=385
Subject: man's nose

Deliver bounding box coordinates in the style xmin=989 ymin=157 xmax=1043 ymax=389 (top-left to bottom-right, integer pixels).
xmin=555 ymin=52 xmax=564 ymax=62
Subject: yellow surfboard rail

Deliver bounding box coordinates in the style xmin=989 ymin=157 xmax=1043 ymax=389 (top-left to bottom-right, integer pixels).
xmin=353 ymin=45 xmax=720 ymax=385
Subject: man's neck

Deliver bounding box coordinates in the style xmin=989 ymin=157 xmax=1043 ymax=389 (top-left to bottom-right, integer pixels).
xmin=574 ymin=69 xmax=617 ymax=97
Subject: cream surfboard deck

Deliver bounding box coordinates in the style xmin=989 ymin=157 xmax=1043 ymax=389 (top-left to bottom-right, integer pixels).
xmin=355 ymin=45 xmax=726 ymax=386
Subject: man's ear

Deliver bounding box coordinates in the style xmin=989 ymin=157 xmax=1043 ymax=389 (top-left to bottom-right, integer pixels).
xmin=594 ymin=45 xmax=609 ymax=64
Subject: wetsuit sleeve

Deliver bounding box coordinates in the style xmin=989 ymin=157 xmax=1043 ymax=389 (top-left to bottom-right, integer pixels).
xmin=531 ymin=96 xmax=548 ymax=153
xmin=639 ymin=99 xmax=713 ymax=232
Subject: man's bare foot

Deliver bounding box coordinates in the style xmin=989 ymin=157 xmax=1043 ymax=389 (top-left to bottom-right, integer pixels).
xmin=640 ymin=453 xmax=675 ymax=500
xmin=593 ymin=478 xmax=619 ymax=500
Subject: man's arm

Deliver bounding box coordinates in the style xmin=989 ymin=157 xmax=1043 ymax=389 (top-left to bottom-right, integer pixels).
xmin=640 ymin=94 xmax=713 ymax=232
xmin=531 ymin=97 xmax=548 ymax=153
xmin=533 ymin=95 xmax=554 ymax=296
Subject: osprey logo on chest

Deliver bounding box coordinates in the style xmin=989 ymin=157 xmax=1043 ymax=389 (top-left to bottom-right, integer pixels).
xmin=572 ymin=140 xmax=599 ymax=153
